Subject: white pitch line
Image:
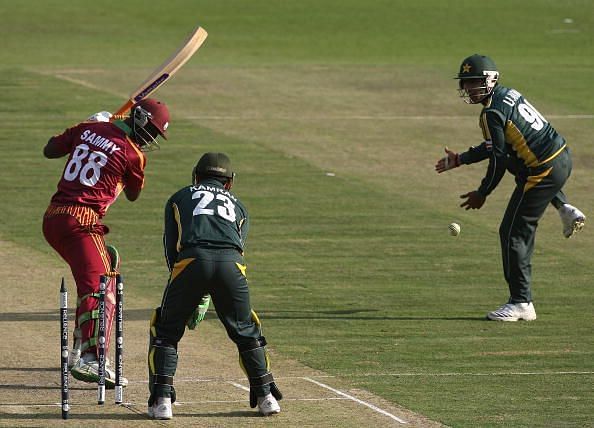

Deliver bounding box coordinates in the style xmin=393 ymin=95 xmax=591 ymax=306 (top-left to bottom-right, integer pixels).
xmin=32 ymin=69 xmax=125 ymax=99
xmin=302 ymin=376 xmax=407 ymax=425
xmin=175 ymin=397 xmax=349 ymax=405
xmin=227 ymin=380 xmax=250 ymax=392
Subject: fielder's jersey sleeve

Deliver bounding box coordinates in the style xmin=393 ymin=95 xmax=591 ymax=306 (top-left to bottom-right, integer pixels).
xmin=459 ymin=141 xmax=492 ymax=165
xmin=49 ymin=122 xmax=145 ymax=217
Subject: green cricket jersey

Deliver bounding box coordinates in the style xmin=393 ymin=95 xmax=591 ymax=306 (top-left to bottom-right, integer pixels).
xmin=477 ymin=84 xmax=567 ymax=196
xmin=163 ymin=178 xmax=249 ymax=270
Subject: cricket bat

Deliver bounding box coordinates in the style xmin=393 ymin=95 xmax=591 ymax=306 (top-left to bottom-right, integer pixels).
xmin=112 ymin=26 xmax=208 ymax=118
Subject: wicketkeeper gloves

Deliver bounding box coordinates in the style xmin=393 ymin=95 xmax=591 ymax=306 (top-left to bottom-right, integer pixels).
xmin=186 ymin=294 xmax=211 ymax=330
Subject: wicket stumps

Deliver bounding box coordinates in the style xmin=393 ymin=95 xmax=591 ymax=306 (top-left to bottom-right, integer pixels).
xmin=114 ymin=274 xmax=124 ymax=404
xmin=97 ymin=275 xmax=107 ymax=405
xmin=97 ymin=273 xmax=125 ymax=405
xmin=59 ymin=278 xmax=69 ymax=419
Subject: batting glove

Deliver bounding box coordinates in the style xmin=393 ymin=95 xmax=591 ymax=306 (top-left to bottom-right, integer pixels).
xmin=87 ymin=111 xmax=113 ymax=122
xmin=186 ymin=294 xmax=211 ymax=330
xmin=435 ymin=146 xmax=461 ymax=173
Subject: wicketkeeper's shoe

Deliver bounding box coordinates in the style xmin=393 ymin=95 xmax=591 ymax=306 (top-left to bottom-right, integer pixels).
xmin=559 ymin=204 xmax=586 ymax=238
xmin=257 ymin=393 xmax=281 ymax=416
xmin=486 ymin=302 xmax=537 ymax=321
xmin=148 ymin=397 xmax=173 ymax=420
xmin=70 ymin=353 xmax=128 ymax=389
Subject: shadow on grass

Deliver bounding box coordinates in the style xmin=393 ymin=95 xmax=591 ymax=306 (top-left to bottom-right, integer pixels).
xmin=0 ymin=383 xmax=89 ymax=391
xmin=0 ymin=308 xmax=484 ymax=322
xmin=0 ymin=412 xmax=148 ymax=420
xmin=0 ymin=410 xmax=262 ymax=420
xmin=0 ymin=366 xmax=56 ymax=372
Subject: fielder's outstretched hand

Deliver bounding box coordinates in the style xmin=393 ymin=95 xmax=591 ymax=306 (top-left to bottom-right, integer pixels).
xmin=460 ymin=191 xmax=486 ymax=210
xmin=435 ymin=147 xmax=461 ymax=173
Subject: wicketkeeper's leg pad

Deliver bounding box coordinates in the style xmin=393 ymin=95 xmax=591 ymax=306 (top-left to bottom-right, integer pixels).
xmin=237 ymin=336 xmax=282 ymax=407
xmin=148 ymin=308 xmax=178 ymax=406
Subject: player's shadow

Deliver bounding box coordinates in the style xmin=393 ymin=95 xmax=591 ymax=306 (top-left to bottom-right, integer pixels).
xmin=0 ymin=413 xmax=146 ymax=420
xmin=173 ymin=411 xmax=261 ymax=418
xmin=256 ymin=309 xmax=484 ymax=321
xmin=0 ymin=308 xmax=484 ymax=322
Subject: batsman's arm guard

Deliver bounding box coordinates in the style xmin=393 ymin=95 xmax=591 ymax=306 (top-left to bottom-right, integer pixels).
xmin=186 ymin=294 xmax=210 ymax=330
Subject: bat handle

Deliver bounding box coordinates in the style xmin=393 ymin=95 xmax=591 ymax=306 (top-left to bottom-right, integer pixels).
xmin=112 ymin=100 xmax=135 ymax=118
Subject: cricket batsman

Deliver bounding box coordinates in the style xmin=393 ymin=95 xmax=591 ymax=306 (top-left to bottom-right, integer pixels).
xmin=43 ymin=98 xmax=170 ymax=387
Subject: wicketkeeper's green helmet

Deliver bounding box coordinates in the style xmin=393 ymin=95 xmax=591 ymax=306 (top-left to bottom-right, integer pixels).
xmin=454 ymin=54 xmax=499 ymax=104
xmin=193 ymin=152 xmax=235 ymax=184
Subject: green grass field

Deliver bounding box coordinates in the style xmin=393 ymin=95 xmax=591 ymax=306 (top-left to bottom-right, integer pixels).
xmin=1 ymin=1 xmax=593 ymax=426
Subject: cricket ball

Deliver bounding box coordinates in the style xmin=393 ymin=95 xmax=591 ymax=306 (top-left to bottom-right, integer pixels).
xmin=448 ymin=222 xmax=461 ymax=236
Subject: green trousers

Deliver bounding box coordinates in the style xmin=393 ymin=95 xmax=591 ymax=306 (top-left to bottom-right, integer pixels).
xmin=148 ymin=248 xmax=272 ymax=402
xmin=499 ymin=148 xmax=572 ymax=303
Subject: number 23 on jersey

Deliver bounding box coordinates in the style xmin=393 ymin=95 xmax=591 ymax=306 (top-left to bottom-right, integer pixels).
xmin=192 ymin=190 xmax=237 ymax=222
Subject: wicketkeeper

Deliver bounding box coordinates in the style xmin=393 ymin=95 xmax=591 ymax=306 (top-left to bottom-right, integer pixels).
xmin=147 ymin=152 xmax=282 ymax=419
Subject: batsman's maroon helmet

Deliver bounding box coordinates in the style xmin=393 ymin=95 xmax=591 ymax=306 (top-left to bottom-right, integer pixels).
xmin=132 ymin=98 xmax=170 ymax=139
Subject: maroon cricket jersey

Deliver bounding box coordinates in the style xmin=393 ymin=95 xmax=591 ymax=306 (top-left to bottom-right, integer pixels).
xmin=49 ymin=121 xmax=146 ymax=218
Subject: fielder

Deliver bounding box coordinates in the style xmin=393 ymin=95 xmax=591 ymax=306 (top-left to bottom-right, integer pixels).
xmin=442 ymin=54 xmax=584 ymax=321
xmin=43 ymin=98 xmax=170 ymax=386
xmin=147 ymin=152 xmax=282 ymax=419
xmin=435 ymin=143 xmax=586 ymax=238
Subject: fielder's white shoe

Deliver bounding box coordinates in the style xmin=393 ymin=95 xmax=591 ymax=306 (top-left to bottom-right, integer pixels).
xmin=148 ymin=397 xmax=172 ymax=420
xmin=559 ymin=204 xmax=586 ymax=238
xmin=70 ymin=353 xmax=128 ymax=389
xmin=257 ymin=393 xmax=281 ymax=416
xmin=487 ymin=302 xmax=537 ymax=321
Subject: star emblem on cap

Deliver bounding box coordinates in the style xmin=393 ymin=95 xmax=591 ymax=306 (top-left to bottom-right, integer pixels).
xmin=462 ymin=63 xmax=472 ymax=73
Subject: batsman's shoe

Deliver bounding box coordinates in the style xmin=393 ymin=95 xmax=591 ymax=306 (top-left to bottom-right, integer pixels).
xmin=486 ymin=302 xmax=536 ymax=322
xmin=257 ymin=393 xmax=281 ymax=416
xmin=71 ymin=353 xmax=128 ymax=389
xmin=559 ymin=204 xmax=586 ymax=238
xmin=68 ymin=329 xmax=83 ymax=369
xmin=148 ymin=397 xmax=173 ymax=420
xmin=67 ymin=348 xmax=81 ymax=369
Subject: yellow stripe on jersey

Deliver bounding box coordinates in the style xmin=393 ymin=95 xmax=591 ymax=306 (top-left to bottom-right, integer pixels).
xmin=524 ymin=167 xmax=552 ymax=192
xmin=536 ymin=144 xmax=566 ymax=167
xmin=126 ymin=136 xmax=146 ymax=170
xmin=479 ymin=112 xmax=492 ymax=141
xmin=172 ymin=203 xmax=182 ymax=252
xmin=44 ymin=204 xmax=98 ymax=226
xmin=505 ymin=121 xmax=539 ymax=167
